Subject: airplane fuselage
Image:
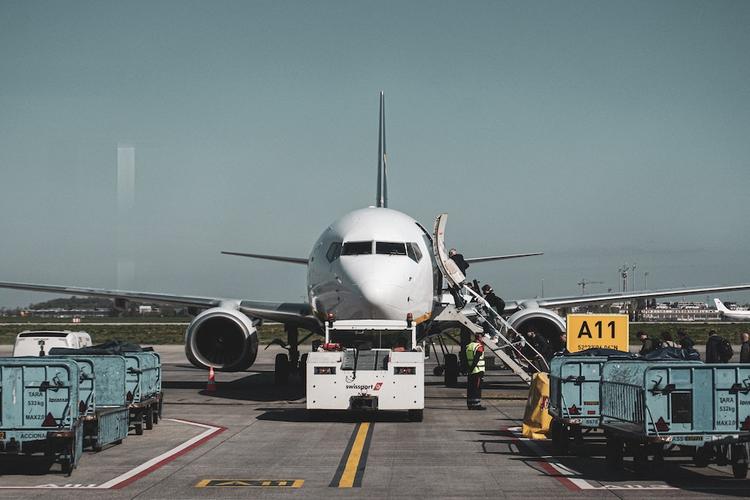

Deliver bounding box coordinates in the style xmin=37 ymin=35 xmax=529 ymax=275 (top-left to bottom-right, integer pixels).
xmin=307 ymin=207 xmax=439 ymax=324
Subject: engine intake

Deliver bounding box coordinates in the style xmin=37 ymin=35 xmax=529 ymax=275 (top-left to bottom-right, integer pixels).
xmin=185 ymin=307 xmax=259 ymax=371
xmin=507 ymin=307 xmax=567 ymax=353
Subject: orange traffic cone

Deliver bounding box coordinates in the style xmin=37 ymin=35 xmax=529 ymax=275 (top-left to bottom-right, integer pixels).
xmin=207 ymin=366 xmax=217 ymax=392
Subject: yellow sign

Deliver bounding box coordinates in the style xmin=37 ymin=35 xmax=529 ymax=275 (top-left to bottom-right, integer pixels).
xmin=566 ymin=314 xmax=629 ymax=353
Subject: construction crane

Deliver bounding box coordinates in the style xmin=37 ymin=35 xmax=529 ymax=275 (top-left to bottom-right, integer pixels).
xmin=577 ymin=278 xmax=604 ymax=294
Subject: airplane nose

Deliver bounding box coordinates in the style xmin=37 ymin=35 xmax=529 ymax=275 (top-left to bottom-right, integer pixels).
xmin=356 ymin=281 xmax=407 ymax=319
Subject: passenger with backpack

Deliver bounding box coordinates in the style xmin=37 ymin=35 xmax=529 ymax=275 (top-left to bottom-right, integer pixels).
xmin=706 ymin=330 xmax=733 ymax=363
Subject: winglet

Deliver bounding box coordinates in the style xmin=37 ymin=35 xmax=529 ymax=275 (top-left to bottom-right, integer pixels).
xmin=376 ymin=92 xmax=388 ymax=208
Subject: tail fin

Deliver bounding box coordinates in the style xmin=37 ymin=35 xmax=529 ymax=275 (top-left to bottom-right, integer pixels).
xmin=376 ymin=92 xmax=388 ymax=208
xmin=714 ymin=298 xmax=730 ymax=312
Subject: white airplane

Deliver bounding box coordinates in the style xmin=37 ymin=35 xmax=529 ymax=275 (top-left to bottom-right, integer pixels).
xmin=714 ymin=298 xmax=750 ymax=321
xmin=2 ymin=93 xmax=750 ymax=379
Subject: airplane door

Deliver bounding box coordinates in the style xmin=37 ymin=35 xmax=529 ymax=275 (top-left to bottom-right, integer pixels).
xmin=433 ymin=213 xmax=465 ymax=288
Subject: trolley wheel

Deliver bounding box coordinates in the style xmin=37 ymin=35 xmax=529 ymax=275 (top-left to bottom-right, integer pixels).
xmin=61 ymin=458 xmax=73 ymax=476
xmin=152 ymin=408 xmax=159 ymax=425
xmin=605 ymin=435 xmax=624 ymax=469
xmin=433 ymin=366 xmax=444 ymax=376
xmin=145 ymin=408 xmax=154 ymax=430
xmin=274 ymin=353 xmax=290 ymax=385
xmin=408 ymin=409 xmax=424 ymax=422
xmin=632 ymin=445 xmax=649 ymax=474
xmin=550 ymin=419 xmax=570 ymax=455
xmin=135 ymin=421 xmax=144 ymax=436
xmin=693 ymin=446 xmax=711 ymax=468
xmin=732 ymin=444 xmax=749 ymax=479
xmin=93 ymin=443 xmax=103 ymax=452
xmin=444 ymin=354 xmax=458 ymax=387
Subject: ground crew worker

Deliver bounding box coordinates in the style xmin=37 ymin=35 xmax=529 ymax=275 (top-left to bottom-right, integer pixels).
xmin=466 ymin=332 xmax=486 ymax=410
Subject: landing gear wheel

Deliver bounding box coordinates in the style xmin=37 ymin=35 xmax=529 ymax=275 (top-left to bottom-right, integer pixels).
xmin=444 ymin=354 xmax=458 ymax=387
xmin=732 ymin=444 xmax=749 ymax=479
xmin=408 ymin=409 xmax=424 ymax=422
xmin=274 ymin=353 xmax=290 ymax=385
xmin=605 ymin=434 xmax=624 ymax=469
xmin=299 ymin=353 xmax=309 ymax=382
xmin=433 ymin=366 xmax=444 ymax=376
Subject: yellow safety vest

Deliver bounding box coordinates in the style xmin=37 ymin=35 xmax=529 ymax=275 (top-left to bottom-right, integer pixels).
xmin=466 ymin=341 xmax=485 ymax=374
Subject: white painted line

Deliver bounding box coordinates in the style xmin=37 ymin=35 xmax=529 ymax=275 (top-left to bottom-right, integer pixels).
xmin=0 ymin=418 xmax=225 ymax=490
xmin=507 ymin=426 xmax=679 ymax=491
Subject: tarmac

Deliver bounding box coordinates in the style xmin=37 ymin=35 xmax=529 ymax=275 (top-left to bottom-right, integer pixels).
xmin=0 ymin=345 xmax=748 ymax=499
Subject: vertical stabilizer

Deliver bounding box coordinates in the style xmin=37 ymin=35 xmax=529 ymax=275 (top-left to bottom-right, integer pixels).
xmin=714 ymin=298 xmax=730 ymax=312
xmin=376 ymin=92 xmax=388 ymax=208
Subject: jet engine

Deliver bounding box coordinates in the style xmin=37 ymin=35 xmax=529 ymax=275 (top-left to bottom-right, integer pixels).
xmin=184 ymin=307 xmax=259 ymax=371
xmin=506 ymin=306 xmax=567 ymax=351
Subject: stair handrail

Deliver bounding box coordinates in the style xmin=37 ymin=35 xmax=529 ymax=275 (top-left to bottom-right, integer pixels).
xmin=462 ymin=285 xmax=550 ymax=372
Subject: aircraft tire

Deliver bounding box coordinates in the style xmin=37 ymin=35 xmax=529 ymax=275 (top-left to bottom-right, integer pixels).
xmin=444 ymin=354 xmax=458 ymax=387
xmin=274 ymin=353 xmax=290 ymax=385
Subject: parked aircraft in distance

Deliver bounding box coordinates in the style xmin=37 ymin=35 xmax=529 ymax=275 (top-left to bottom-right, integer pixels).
xmin=714 ymin=298 xmax=750 ymax=321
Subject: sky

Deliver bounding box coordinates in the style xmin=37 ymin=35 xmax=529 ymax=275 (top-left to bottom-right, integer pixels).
xmin=1 ymin=0 xmax=749 ymax=308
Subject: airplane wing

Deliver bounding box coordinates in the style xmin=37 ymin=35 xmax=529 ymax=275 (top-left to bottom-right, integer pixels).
xmin=221 ymin=251 xmax=309 ymax=264
xmin=504 ymin=283 xmax=750 ymax=311
xmin=0 ymin=280 xmax=317 ymax=328
xmin=464 ymin=252 xmax=543 ymax=264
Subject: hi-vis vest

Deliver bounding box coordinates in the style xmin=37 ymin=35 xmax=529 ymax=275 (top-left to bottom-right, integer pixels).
xmin=466 ymin=341 xmax=485 ymax=374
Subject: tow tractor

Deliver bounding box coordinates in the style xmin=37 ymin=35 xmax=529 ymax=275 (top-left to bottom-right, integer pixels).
xmin=306 ymin=314 xmax=425 ymax=421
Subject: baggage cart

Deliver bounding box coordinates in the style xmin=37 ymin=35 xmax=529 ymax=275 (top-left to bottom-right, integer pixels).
xmin=548 ymin=350 xmax=631 ymax=453
xmin=124 ymin=352 xmax=161 ymax=434
xmin=600 ymin=360 xmax=750 ymax=477
xmin=53 ymin=355 xmax=129 ymax=451
xmin=0 ymin=358 xmax=84 ymax=475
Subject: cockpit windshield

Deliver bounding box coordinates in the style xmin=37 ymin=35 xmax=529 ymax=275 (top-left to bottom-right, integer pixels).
xmin=341 ymin=241 xmax=373 ymax=255
xmin=376 ymin=242 xmax=406 ymax=255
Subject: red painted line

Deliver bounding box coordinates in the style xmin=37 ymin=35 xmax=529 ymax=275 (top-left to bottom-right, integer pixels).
xmin=111 ymin=421 xmax=226 ymax=489
xmin=499 ymin=427 xmax=579 ymax=492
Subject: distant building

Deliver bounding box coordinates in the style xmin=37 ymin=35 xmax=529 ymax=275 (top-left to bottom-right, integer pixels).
xmin=640 ymin=302 xmax=721 ymax=322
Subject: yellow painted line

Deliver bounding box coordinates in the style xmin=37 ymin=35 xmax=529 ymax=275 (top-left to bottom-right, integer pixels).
xmin=195 ymin=479 xmax=304 ymax=488
xmin=338 ymin=422 xmax=370 ymax=488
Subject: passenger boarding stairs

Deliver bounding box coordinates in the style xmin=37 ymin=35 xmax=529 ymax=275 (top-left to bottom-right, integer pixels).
xmin=432 ymin=214 xmax=548 ymax=386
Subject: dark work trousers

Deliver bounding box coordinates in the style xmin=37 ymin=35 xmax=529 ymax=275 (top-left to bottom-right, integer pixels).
xmin=467 ymin=372 xmax=484 ymax=408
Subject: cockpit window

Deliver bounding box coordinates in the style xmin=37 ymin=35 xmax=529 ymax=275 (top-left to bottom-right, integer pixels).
xmin=341 ymin=241 xmax=373 ymax=255
xmin=406 ymin=242 xmax=423 ymax=263
xmin=326 ymin=242 xmax=342 ymax=262
xmin=376 ymin=242 xmax=407 ymax=256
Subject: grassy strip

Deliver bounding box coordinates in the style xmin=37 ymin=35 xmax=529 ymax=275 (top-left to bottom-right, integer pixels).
xmin=0 ymin=322 xmax=746 ymax=346
xmin=0 ymin=323 xmax=314 ymax=345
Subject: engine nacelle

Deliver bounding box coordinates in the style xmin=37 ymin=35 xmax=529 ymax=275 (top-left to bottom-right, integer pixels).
xmin=507 ymin=307 xmax=567 ymax=352
xmin=184 ymin=307 xmax=259 ymax=371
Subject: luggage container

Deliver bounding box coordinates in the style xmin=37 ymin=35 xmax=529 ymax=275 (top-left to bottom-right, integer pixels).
xmin=124 ymin=352 xmax=161 ymax=434
xmin=52 ymin=355 xmax=129 ymax=451
xmin=548 ymin=349 xmax=635 ymax=454
xmin=600 ymin=360 xmax=750 ymax=477
xmin=0 ymin=358 xmax=84 ymax=475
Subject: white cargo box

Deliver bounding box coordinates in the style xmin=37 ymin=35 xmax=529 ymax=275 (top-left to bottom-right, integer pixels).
xmin=12 ymin=330 xmax=93 ymax=357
